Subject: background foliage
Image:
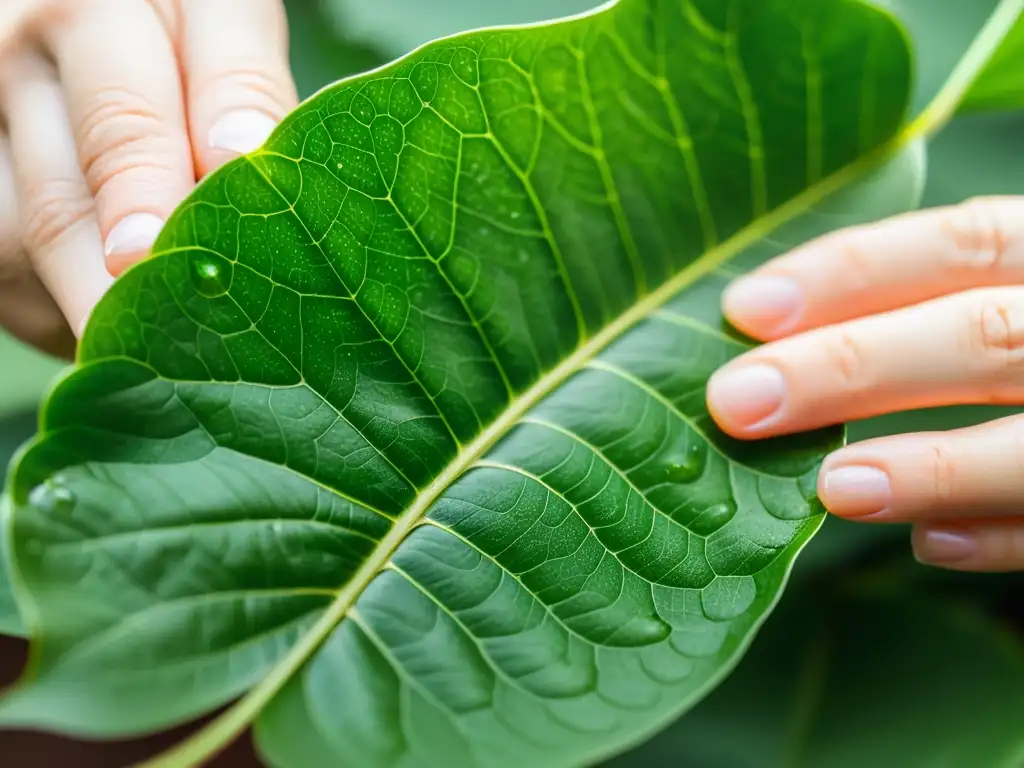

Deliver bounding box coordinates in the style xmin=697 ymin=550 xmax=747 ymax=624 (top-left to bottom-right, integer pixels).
xmin=0 ymin=1 xmax=1022 ymax=765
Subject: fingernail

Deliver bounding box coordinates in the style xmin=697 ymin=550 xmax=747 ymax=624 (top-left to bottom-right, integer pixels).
xmin=723 ymin=274 xmax=804 ymax=334
xmin=915 ymin=529 xmax=976 ymax=565
xmin=208 ymin=109 xmax=278 ymax=154
xmin=104 ymin=213 xmax=164 ymax=259
xmin=706 ymin=364 xmax=786 ymax=430
xmin=820 ymin=465 xmax=892 ymax=517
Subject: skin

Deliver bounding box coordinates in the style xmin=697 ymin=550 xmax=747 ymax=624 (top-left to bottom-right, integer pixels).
xmin=0 ymin=2 xmax=1018 ymax=574
xmin=706 ymin=197 xmax=1024 ymax=573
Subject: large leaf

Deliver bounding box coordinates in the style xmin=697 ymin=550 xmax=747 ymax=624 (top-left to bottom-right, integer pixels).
xmin=605 ymin=588 xmax=1024 ymax=768
xmin=0 ymin=0 xmax=990 ymax=764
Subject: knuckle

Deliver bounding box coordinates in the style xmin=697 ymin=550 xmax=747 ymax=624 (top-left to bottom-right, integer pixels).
xmin=22 ymin=178 xmax=95 ymax=256
xmin=75 ymin=88 xmax=177 ymax=197
xmin=193 ymin=65 xmax=291 ymax=115
xmin=824 ymin=330 xmax=868 ymax=390
xmin=928 ymin=441 xmax=958 ymax=503
xmin=1010 ymin=420 xmax=1024 ymax=478
xmin=968 ymin=293 xmax=1024 ymax=371
xmin=943 ymin=196 xmax=1012 ymax=268
xmin=830 ymin=231 xmax=877 ymax=292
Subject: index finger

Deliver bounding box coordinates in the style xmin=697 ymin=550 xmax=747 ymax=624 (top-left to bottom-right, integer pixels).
xmin=723 ymin=196 xmax=1024 ymax=340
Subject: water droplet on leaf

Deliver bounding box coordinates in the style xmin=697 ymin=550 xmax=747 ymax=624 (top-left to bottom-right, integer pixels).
xmin=628 ymin=615 xmax=672 ymax=644
xmin=664 ymin=442 xmax=706 ymax=483
xmin=691 ymin=499 xmax=737 ymax=535
xmin=28 ymin=480 xmax=76 ymax=517
xmin=189 ymin=253 xmax=232 ymax=298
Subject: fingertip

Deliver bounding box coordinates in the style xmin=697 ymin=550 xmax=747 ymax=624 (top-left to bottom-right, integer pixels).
xmin=721 ymin=273 xmax=805 ymax=339
xmin=103 ymin=212 xmax=165 ymax=276
xmin=203 ymin=108 xmax=278 ymax=172
xmin=706 ymin=362 xmax=788 ymax=439
xmin=912 ymin=526 xmax=977 ymax=569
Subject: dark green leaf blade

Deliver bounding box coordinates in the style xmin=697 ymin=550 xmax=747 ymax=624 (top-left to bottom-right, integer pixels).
xmin=0 ymin=0 xmax=916 ymax=765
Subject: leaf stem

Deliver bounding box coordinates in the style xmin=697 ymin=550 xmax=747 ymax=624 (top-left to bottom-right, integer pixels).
xmin=904 ymin=0 xmax=1024 ymax=141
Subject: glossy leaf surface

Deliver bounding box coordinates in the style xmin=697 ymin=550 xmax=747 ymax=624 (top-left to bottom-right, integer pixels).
xmin=1 ymin=0 xmax=918 ymax=765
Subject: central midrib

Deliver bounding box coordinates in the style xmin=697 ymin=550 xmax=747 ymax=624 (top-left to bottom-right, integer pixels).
xmin=139 ymin=0 xmax=1024 ymax=751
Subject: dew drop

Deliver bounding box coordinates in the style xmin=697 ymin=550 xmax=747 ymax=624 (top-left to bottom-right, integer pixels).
xmin=28 ymin=480 xmax=76 ymax=517
xmin=627 ymin=615 xmax=672 ymax=645
xmin=663 ymin=442 xmax=706 ymax=484
xmin=189 ymin=253 xmax=232 ymax=298
xmin=690 ymin=499 xmax=737 ymax=535
xmin=271 ymin=521 xmax=284 ymax=537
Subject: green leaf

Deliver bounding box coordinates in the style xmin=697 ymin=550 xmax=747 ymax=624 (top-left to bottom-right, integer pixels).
xmin=3 ymin=0 xmax=1003 ymax=764
xmin=605 ymin=590 xmax=1024 ymax=768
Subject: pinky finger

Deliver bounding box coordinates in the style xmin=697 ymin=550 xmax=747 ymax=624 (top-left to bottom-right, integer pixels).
xmin=913 ymin=522 xmax=1024 ymax=572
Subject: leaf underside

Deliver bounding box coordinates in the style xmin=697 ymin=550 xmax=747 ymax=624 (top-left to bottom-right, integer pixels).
xmin=0 ymin=0 xmax=916 ymax=766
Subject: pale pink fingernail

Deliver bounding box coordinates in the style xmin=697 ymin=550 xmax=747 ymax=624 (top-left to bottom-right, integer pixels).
xmin=104 ymin=212 xmax=164 ymax=257
xmin=706 ymin=364 xmax=786 ymax=431
xmin=820 ymin=465 xmax=891 ymax=517
xmin=914 ymin=528 xmax=976 ymax=565
xmin=104 ymin=213 xmax=164 ymax=275
xmin=208 ymin=109 xmax=277 ymax=155
xmin=722 ymin=274 xmax=804 ymax=334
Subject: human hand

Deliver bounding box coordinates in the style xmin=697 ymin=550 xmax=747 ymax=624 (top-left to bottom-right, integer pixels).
xmin=707 ymin=197 xmax=1024 ymax=573
xmin=0 ymin=0 xmax=297 ymax=357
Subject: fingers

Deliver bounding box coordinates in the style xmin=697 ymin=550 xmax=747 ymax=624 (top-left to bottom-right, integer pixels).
xmin=707 ymin=287 xmax=1024 ymax=439
xmin=817 ymin=415 xmax=1024 ymax=523
xmin=913 ymin=522 xmax=1024 ymax=572
xmin=816 ymin=415 xmax=1024 ymax=572
xmin=0 ymin=49 xmax=112 ymax=336
xmin=179 ymin=0 xmax=297 ymax=176
xmin=0 ymin=131 xmax=74 ymax=357
xmin=724 ymin=197 xmax=1024 ymax=339
xmin=44 ymin=0 xmax=194 ymax=275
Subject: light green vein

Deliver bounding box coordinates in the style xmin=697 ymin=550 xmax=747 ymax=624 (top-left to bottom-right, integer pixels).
xmin=725 ymin=0 xmax=769 ymax=216
xmin=574 ymin=43 xmax=648 ymax=296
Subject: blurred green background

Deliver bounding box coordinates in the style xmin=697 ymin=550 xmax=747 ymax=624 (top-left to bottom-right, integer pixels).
xmin=1 ymin=1 xmax=1023 ymax=765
